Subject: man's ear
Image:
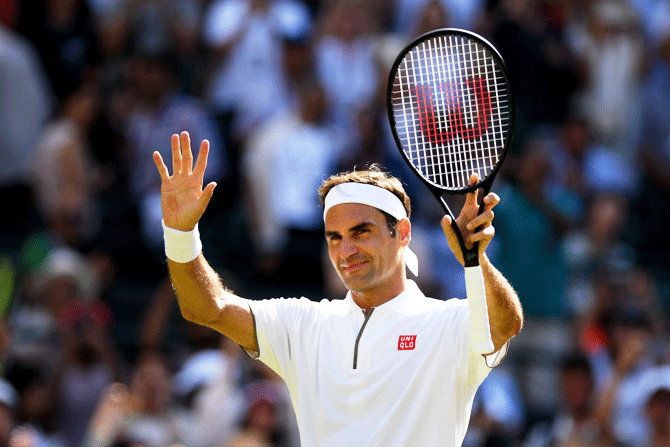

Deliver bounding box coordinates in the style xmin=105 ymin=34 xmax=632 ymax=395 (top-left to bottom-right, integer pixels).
xmin=397 ymin=218 xmax=411 ymax=246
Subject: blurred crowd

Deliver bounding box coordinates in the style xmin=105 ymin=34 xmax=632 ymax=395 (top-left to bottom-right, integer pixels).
xmin=1 ymin=0 xmax=670 ymax=445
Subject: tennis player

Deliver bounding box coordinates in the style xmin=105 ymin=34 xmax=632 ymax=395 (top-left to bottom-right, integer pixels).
xmin=154 ymin=131 xmax=523 ymax=446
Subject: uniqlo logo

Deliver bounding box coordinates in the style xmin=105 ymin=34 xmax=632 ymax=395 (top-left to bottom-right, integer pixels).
xmin=398 ymin=335 xmax=417 ymax=350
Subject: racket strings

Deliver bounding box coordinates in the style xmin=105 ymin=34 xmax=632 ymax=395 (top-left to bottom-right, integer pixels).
xmin=391 ymin=34 xmax=510 ymax=190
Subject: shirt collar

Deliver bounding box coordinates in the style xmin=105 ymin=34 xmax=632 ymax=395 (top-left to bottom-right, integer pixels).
xmin=342 ymin=280 xmax=424 ymax=315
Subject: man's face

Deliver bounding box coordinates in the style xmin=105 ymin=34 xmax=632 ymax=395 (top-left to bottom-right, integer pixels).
xmin=325 ymin=203 xmax=405 ymax=296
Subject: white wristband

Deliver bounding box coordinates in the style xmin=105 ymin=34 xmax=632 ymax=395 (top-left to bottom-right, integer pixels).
xmin=465 ymin=265 xmax=495 ymax=354
xmin=162 ymin=219 xmax=202 ymax=263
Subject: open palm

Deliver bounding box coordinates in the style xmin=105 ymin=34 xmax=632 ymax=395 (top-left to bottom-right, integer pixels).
xmin=153 ymin=132 xmax=216 ymax=231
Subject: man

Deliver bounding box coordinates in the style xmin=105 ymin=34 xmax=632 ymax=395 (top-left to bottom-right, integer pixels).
xmin=153 ymin=131 xmax=523 ymax=446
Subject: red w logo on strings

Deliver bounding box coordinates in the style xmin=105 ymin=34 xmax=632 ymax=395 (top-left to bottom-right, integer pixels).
xmin=413 ymin=77 xmax=492 ymax=145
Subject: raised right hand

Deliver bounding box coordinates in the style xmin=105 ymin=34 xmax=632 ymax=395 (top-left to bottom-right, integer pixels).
xmin=153 ymin=131 xmax=216 ymax=231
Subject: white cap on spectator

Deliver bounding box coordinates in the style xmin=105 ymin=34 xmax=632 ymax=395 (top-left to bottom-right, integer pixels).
xmin=34 ymin=247 xmax=97 ymax=301
xmin=173 ymin=350 xmax=228 ymax=396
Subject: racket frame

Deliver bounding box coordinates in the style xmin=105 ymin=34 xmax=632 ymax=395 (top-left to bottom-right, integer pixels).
xmin=386 ymin=28 xmax=515 ymax=267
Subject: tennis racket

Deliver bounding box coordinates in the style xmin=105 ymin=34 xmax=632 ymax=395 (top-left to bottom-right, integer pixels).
xmin=386 ymin=28 xmax=513 ymax=268
xmin=387 ymin=29 xmax=513 ymax=354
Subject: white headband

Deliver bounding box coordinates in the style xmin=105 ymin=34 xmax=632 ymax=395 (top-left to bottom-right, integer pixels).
xmin=323 ymin=183 xmax=419 ymax=276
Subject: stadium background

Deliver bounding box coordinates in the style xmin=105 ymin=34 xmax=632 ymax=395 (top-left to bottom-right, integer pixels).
xmin=1 ymin=0 xmax=670 ymax=445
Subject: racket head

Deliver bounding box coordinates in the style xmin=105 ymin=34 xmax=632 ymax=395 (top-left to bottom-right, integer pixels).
xmin=386 ymin=28 xmax=514 ymax=196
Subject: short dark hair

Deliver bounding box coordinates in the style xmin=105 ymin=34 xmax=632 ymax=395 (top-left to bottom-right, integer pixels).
xmin=379 ymin=210 xmax=398 ymax=237
xmin=319 ymin=165 xmax=409 ymax=238
xmin=318 ymin=164 xmax=411 ymax=219
xmin=561 ymin=353 xmax=592 ymax=378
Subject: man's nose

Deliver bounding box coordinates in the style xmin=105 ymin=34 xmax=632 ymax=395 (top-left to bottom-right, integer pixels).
xmin=340 ymin=237 xmax=358 ymax=259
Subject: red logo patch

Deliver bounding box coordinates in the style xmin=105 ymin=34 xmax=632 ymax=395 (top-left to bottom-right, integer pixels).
xmin=398 ymin=335 xmax=417 ymax=350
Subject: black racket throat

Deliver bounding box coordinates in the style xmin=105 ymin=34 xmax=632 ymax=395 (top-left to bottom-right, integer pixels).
xmin=436 ymin=189 xmax=488 ymax=268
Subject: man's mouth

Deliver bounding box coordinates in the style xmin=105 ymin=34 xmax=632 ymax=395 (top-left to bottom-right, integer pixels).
xmin=340 ymin=259 xmax=368 ymax=272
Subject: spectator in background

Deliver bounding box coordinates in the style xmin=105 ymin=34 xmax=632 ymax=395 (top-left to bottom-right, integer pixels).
xmin=634 ymin=12 xmax=670 ymax=306
xmin=278 ymin=31 xmax=317 ymax=116
xmin=541 ymin=111 xmax=592 ymax=227
xmin=242 ymin=81 xmax=342 ymax=296
xmin=566 ymin=0 xmax=644 ymax=157
xmin=543 ymin=107 xmax=638 ymax=208
xmin=81 ymin=382 xmax=131 ymax=447
xmin=394 ymin=0 xmax=486 ymax=33
xmin=491 ymin=144 xmax=567 ymax=319
xmin=32 ymin=82 xmax=104 ymax=250
xmin=17 ymin=0 xmax=101 ymax=103
xmin=51 ymin=247 xmax=118 ymax=447
xmin=126 ymin=0 xmax=202 ymax=95
xmin=121 ymin=42 xmax=225 ymax=256
xmin=121 ymin=350 xmax=184 ymax=446
xmin=486 ymin=0 xmax=579 ymax=144
xmin=224 ymin=382 xmax=282 ymax=447
xmin=589 ymin=305 xmax=670 ymax=446
xmin=3 ymin=247 xmax=99 ymax=447
xmin=464 ymin=368 xmax=525 ymax=447
xmin=523 ymin=352 xmax=614 ymax=447
xmin=223 ymin=363 xmax=297 ymax=447
xmin=11 ymin=370 xmax=65 ymax=447
xmin=0 ymin=23 xmax=53 ymax=250
xmin=172 ymin=333 xmax=246 ymax=447
xmin=561 ymin=194 xmax=636 ymax=317
xmin=315 ymin=1 xmax=378 ymax=138
xmin=394 ymin=0 xmax=484 ymax=35
xmin=410 ymin=0 xmax=450 ymax=37
xmin=82 ymin=351 xmax=185 ymax=447
xmin=644 ymin=386 xmax=670 ymax=447
xmin=56 ymin=308 xmax=118 ymax=447
xmin=201 ymin=0 xmax=312 ymax=147
xmin=7 ymin=247 xmax=94 ymax=379
xmin=7 ymin=245 xmax=117 ymax=447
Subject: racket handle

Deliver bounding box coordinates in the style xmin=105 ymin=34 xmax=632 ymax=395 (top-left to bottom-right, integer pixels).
xmin=465 ymin=265 xmax=494 ymax=354
xmin=439 ymin=194 xmax=481 ymax=267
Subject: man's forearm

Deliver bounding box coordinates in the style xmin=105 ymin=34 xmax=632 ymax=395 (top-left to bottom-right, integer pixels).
xmin=167 ymin=254 xmax=258 ymax=351
xmin=480 ymin=254 xmax=523 ymax=350
xmin=168 ymin=254 xmax=227 ymax=327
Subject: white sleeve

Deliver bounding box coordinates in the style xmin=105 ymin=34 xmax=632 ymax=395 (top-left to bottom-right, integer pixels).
xmin=247 ymin=297 xmax=317 ymax=381
xmin=446 ymin=299 xmax=509 ymax=394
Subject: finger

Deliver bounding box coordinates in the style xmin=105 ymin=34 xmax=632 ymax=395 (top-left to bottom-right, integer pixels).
xmin=441 ymin=215 xmax=452 ymax=231
xmin=171 ymin=134 xmax=181 ymax=174
xmin=464 ymin=173 xmax=480 ymax=207
xmin=468 ymin=225 xmax=495 ymax=243
xmin=441 ymin=215 xmax=459 ymax=240
xmin=200 ymin=181 xmax=217 ymax=208
xmin=180 ymin=131 xmax=193 ymax=173
xmin=441 ymin=215 xmax=468 ymax=258
xmin=153 ymin=151 xmax=170 ymax=180
xmin=193 ymin=139 xmax=210 ymax=180
xmin=482 ymin=192 xmax=500 ymax=212
xmin=467 ymin=210 xmax=494 ymax=231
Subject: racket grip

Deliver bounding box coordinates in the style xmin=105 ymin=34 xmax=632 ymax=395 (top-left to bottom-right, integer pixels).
xmin=465 ymin=265 xmax=495 ymax=354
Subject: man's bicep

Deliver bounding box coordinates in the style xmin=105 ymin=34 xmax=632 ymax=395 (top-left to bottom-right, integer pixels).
xmin=210 ymin=294 xmax=259 ymax=353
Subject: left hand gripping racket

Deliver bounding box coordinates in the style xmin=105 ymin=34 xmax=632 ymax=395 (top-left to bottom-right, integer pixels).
xmin=386 ymin=29 xmax=514 ymax=353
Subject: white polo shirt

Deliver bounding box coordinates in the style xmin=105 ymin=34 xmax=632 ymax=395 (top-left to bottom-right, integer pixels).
xmin=248 ymin=280 xmax=505 ymax=446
